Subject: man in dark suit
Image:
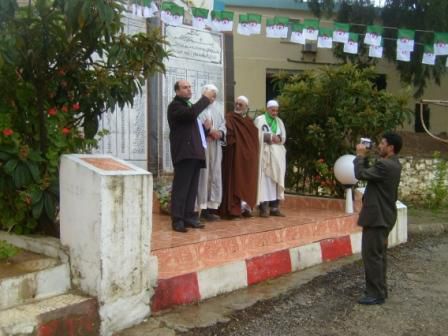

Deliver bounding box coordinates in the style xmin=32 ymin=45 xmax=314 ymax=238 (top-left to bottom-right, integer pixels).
xmin=168 ymin=80 xmax=215 ymax=233
xmin=354 ymin=132 xmax=403 ymax=305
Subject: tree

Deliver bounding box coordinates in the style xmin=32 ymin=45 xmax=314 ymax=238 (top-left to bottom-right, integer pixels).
xmin=0 ymin=0 xmax=168 ymax=235
xmin=275 ymin=64 xmax=411 ymax=196
xmin=302 ymin=0 xmax=448 ymax=97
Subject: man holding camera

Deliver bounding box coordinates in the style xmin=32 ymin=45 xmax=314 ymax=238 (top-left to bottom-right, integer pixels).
xmin=354 ymin=132 xmax=403 ymax=305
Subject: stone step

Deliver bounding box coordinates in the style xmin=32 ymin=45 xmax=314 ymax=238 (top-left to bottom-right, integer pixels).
xmin=0 ymin=293 xmax=98 ymax=336
xmin=0 ymin=250 xmax=71 ymax=310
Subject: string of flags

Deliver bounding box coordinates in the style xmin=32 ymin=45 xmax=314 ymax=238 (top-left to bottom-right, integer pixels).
xmin=128 ymin=1 xmax=448 ymax=67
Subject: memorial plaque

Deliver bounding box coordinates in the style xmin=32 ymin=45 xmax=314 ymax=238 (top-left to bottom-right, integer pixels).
xmin=95 ymin=14 xmax=148 ymax=169
xmin=161 ymin=25 xmax=225 ymax=172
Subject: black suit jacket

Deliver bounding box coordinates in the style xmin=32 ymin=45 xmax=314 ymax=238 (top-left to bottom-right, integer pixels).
xmin=168 ymin=95 xmax=210 ymax=166
xmin=354 ymin=155 xmax=402 ymax=230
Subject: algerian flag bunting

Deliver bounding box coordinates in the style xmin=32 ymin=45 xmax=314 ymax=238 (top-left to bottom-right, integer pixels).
xmin=434 ymin=32 xmax=448 ymax=56
xmin=266 ymin=16 xmax=290 ymax=39
xmin=364 ymin=25 xmax=384 ymax=46
xmin=422 ymin=44 xmax=436 ymax=65
xmin=396 ymin=49 xmax=411 ymax=62
xmin=343 ymin=33 xmax=359 ymax=54
xmin=303 ymin=18 xmax=319 ymax=41
xmin=191 ymin=7 xmax=209 ymax=30
xmin=142 ymin=0 xmax=158 ymax=18
xmin=317 ymin=27 xmax=333 ymax=48
xmin=369 ymin=44 xmax=383 ymax=58
xmin=290 ymin=22 xmax=305 ymax=44
xmin=210 ymin=10 xmax=234 ymax=32
xmin=333 ymin=22 xmax=350 ymax=43
xmin=247 ymin=13 xmax=262 ymax=35
xmin=237 ymin=14 xmax=251 ymax=36
xmin=397 ymin=29 xmax=415 ymax=52
xmin=161 ymin=2 xmax=184 ymax=26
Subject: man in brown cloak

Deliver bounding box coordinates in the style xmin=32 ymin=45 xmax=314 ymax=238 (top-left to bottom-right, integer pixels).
xmin=219 ymin=96 xmax=260 ymax=218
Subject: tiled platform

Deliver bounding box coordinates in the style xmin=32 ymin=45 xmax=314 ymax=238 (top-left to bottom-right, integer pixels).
xmin=151 ymin=195 xmax=361 ymax=280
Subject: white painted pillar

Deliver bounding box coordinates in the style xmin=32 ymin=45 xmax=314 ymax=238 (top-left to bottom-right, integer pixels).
xmin=60 ymin=154 xmax=152 ymax=336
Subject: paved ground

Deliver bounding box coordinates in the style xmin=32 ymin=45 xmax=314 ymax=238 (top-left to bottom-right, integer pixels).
xmin=118 ymin=209 xmax=448 ymax=336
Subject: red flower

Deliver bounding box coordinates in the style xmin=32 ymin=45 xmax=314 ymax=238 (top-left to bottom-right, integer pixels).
xmin=48 ymin=107 xmax=57 ymax=116
xmin=72 ymin=102 xmax=80 ymax=111
xmin=62 ymin=127 xmax=71 ymax=135
xmin=61 ymin=105 xmax=69 ymax=113
xmin=58 ymin=69 xmax=66 ymax=76
xmin=2 ymin=128 xmax=13 ymax=137
xmin=318 ymin=158 xmax=325 ymax=163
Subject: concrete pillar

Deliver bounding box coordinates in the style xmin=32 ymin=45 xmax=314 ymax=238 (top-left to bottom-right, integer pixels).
xmin=60 ymin=154 xmax=152 ymax=335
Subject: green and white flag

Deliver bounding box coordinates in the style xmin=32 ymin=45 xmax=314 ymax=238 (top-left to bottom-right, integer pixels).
xmin=303 ymin=18 xmax=319 ymax=41
xmin=369 ymin=44 xmax=383 ymax=58
xmin=161 ymin=2 xmax=184 ymax=26
xmin=143 ymin=0 xmax=158 ymax=18
xmin=266 ymin=16 xmax=290 ymax=39
xmin=422 ymin=44 xmax=436 ymax=65
xmin=396 ymin=49 xmax=411 ymax=62
xmin=364 ymin=25 xmax=383 ymax=46
xmin=317 ymin=27 xmax=333 ymax=48
xmin=446 ymin=57 xmax=448 ymax=67
xmin=237 ymin=14 xmax=251 ymax=36
xmin=237 ymin=13 xmax=261 ymax=36
xmin=290 ymin=23 xmax=305 ymax=44
xmin=247 ymin=13 xmax=262 ymax=35
xmin=343 ymin=33 xmax=359 ymax=54
xmin=333 ymin=22 xmax=350 ymax=43
xmin=210 ymin=10 xmax=234 ymax=32
xmin=434 ymin=32 xmax=448 ymax=56
xmin=397 ymin=29 xmax=415 ymax=52
xmin=191 ymin=7 xmax=209 ymax=30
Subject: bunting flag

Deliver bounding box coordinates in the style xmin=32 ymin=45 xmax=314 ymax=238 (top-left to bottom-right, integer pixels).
xmin=266 ymin=16 xmax=290 ymax=39
xmin=210 ymin=10 xmax=234 ymax=32
xmin=364 ymin=25 xmax=383 ymax=46
xmin=396 ymin=49 xmax=411 ymax=62
xmin=434 ymin=32 xmax=448 ymax=56
xmin=446 ymin=57 xmax=448 ymax=67
xmin=237 ymin=14 xmax=251 ymax=36
xmin=333 ymin=22 xmax=350 ymax=43
xmin=397 ymin=29 xmax=415 ymax=52
xmin=317 ymin=27 xmax=333 ymax=48
xmin=191 ymin=7 xmax=209 ymax=30
xmin=422 ymin=44 xmax=436 ymax=65
xmin=237 ymin=13 xmax=262 ymax=36
xmin=160 ymin=1 xmax=184 ymax=26
xmin=130 ymin=0 xmax=158 ymax=18
xmin=303 ymin=18 xmax=319 ymax=41
xmin=369 ymin=43 xmax=383 ymax=58
xmin=343 ymin=33 xmax=359 ymax=54
xmin=290 ymin=23 xmax=305 ymax=44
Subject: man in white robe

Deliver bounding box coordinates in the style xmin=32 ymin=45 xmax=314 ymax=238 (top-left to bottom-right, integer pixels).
xmin=254 ymin=100 xmax=287 ymax=217
xmin=196 ymin=84 xmax=226 ymax=221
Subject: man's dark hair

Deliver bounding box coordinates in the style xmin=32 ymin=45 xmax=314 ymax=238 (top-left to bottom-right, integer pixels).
xmin=382 ymin=132 xmax=402 ymax=154
xmin=174 ymin=81 xmax=180 ymax=92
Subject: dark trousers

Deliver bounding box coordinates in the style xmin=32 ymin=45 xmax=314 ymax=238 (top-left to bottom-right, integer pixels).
xmin=361 ymin=226 xmax=389 ymax=299
xmin=171 ymin=159 xmax=202 ymax=224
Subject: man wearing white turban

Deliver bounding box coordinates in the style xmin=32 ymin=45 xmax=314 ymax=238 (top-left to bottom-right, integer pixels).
xmin=254 ymin=100 xmax=287 ymax=217
xmin=195 ymin=84 xmax=226 ymax=221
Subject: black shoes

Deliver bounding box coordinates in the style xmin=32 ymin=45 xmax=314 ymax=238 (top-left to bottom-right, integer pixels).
xmin=357 ymin=296 xmax=385 ymax=305
xmin=270 ymin=209 xmax=286 ymax=217
xmin=172 ymin=221 xmax=187 ymax=233
xmin=184 ymin=218 xmax=205 ymax=229
xmin=241 ymin=209 xmax=254 ymax=218
xmin=200 ymin=210 xmax=221 ymax=222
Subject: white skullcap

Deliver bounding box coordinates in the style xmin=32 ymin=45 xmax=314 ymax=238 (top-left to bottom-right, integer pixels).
xmin=267 ymin=100 xmax=279 ymax=108
xmin=202 ymin=84 xmax=218 ymax=94
xmin=236 ymin=95 xmax=249 ymax=105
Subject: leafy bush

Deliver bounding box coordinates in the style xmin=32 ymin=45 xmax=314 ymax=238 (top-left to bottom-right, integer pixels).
xmin=0 ymin=240 xmax=19 ymax=261
xmin=0 ymin=0 xmax=167 ymax=235
xmin=275 ymin=64 xmax=412 ymax=197
xmin=424 ymin=151 xmax=448 ymax=209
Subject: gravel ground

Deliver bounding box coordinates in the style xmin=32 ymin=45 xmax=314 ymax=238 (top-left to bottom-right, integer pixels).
xmin=180 ymin=233 xmax=448 ymax=336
